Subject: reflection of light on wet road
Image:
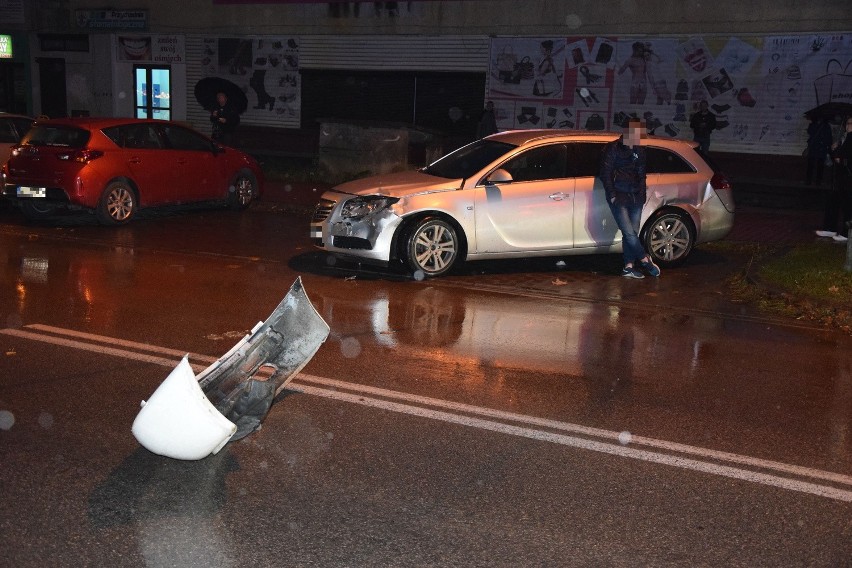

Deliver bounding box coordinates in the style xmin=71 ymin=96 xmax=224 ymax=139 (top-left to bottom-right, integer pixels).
xmin=3 ymin=324 xmax=852 ymax=503
xmin=0 ymin=410 xmax=15 ymax=430
xmin=340 ymin=336 xmax=361 ymax=358
xmin=20 ymin=257 xmax=49 ymax=284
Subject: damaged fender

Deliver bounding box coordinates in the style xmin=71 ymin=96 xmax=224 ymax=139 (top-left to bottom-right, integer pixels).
xmin=132 ymin=277 xmax=330 ymax=460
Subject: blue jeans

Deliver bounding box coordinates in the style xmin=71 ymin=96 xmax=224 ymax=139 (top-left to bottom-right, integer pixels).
xmin=608 ymin=199 xmax=646 ymax=266
xmin=694 ymin=134 xmax=711 ymax=153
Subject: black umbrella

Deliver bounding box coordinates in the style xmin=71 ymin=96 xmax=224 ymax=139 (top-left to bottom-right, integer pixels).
xmin=194 ymin=77 xmax=248 ymax=114
xmin=804 ymin=101 xmax=852 ymax=121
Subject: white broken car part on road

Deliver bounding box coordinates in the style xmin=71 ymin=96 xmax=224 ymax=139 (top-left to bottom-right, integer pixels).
xmin=131 ymin=277 xmax=330 ymax=460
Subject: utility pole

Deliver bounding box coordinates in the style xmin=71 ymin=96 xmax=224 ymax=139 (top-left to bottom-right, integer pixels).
xmin=845 ymin=221 xmax=852 ymax=272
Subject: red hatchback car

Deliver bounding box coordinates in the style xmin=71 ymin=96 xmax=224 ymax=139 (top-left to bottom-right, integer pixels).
xmin=1 ymin=117 xmax=263 ymax=224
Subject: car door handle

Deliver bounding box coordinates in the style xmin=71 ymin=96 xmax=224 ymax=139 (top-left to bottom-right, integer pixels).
xmin=129 ymin=157 xmax=141 ymax=164
xmin=549 ymin=192 xmax=570 ymax=201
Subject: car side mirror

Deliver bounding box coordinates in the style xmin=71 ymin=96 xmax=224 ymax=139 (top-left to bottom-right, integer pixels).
xmin=487 ymin=168 xmax=513 ymax=183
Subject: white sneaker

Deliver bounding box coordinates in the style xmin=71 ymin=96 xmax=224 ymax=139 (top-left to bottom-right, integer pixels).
xmin=832 ymin=234 xmax=848 ymax=242
xmin=815 ymin=230 xmax=837 ymax=237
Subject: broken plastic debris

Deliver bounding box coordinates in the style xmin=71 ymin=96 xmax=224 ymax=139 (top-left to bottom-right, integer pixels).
xmin=132 ymin=277 xmax=330 ymax=460
xmin=131 ymin=356 xmax=236 ymax=460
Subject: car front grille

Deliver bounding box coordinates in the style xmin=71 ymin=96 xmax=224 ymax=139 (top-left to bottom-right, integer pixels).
xmin=312 ymin=198 xmax=335 ymax=222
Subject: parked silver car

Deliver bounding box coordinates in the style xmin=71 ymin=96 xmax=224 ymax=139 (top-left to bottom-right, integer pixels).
xmin=310 ymin=130 xmax=735 ymax=277
xmin=0 ymin=113 xmax=35 ymax=166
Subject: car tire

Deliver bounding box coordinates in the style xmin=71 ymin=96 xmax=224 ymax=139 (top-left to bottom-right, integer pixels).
xmin=643 ymin=209 xmax=695 ymax=267
xmin=229 ymin=171 xmax=257 ymax=210
xmin=96 ymin=181 xmax=137 ymax=225
xmin=404 ymin=217 xmax=460 ymax=277
xmin=20 ymin=200 xmax=60 ymax=221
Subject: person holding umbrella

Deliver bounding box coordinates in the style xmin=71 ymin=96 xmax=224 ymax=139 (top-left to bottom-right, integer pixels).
xmin=816 ymin=115 xmax=852 ymax=242
xmin=805 ymin=115 xmax=832 ymax=186
xmin=210 ymin=91 xmax=240 ymax=146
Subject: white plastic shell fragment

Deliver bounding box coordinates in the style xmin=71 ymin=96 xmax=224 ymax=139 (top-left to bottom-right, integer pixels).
xmin=131 ymin=356 xmax=238 ymax=461
xmin=131 ymin=277 xmax=330 ymax=460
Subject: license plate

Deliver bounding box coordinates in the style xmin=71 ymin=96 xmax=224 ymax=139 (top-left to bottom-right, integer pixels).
xmin=17 ymin=186 xmax=47 ymax=198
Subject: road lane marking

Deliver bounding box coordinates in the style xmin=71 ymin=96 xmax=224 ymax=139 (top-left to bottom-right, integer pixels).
xmin=295 ymin=383 xmax=852 ymax=503
xmin=295 ymin=373 xmax=852 ymax=488
xmin=2 ymin=328 xmax=189 ymax=369
xmin=3 ymin=324 xmax=851 ymax=503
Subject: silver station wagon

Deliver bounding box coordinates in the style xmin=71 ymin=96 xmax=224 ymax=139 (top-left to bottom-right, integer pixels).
xmin=310 ymin=130 xmax=735 ymax=277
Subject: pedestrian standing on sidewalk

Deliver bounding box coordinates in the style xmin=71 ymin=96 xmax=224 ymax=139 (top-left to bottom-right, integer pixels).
xmin=476 ymin=101 xmax=498 ymax=139
xmin=600 ymin=118 xmax=661 ymax=278
xmin=816 ymin=116 xmax=852 ymax=242
xmin=805 ymin=116 xmax=832 ymax=186
xmin=689 ymin=100 xmax=716 ymax=153
xmin=210 ymin=91 xmax=240 ymax=146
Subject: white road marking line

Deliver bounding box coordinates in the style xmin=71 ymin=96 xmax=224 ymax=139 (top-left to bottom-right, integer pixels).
xmin=295 ymin=383 xmax=852 ymax=503
xmin=25 ymin=323 xmax=213 ymax=362
xmin=3 ymin=324 xmax=851 ymax=503
xmin=2 ymin=328 xmax=187 ymax=369
xmin=295 ymin=373 xmax=852 ymax=488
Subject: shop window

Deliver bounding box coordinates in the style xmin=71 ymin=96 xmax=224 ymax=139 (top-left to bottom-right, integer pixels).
xmin=134 ymin=66 xmax=171 ymax=120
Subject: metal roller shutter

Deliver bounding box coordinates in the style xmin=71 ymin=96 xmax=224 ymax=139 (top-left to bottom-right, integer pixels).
xmin=299 ymin=35 xmax=489 ymax=72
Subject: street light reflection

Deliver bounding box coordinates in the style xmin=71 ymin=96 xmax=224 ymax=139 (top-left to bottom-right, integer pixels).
xmin=20 ymin=257 xmax=49 ymax=284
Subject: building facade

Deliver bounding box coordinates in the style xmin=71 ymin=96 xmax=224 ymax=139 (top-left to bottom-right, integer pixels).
xmin=1 ymin=1 xmax=851 ymax=162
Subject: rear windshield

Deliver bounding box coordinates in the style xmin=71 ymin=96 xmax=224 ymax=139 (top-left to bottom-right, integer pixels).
xmin=21 ymin=125 xmax=90 ymax=149
xmin=692 ymin=145 xmax=722 ymax=174
xmin=423 ymin=139 xmax=516 ymax=180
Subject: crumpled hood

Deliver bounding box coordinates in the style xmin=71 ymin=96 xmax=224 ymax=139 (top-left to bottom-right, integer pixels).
xmin=333 ymin=170 xmax=462 ymax=198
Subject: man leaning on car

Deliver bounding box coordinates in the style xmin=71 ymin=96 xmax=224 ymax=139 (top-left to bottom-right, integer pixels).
xmin=600 ymin=118 xmax=661 ymax=279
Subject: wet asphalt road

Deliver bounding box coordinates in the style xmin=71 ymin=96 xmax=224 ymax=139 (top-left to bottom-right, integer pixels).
xmin=0 ymin=203 xmax=850 ymax=567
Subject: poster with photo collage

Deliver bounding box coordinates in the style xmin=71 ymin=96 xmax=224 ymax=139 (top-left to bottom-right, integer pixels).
xmin=199 ymin=36 xmax=301 ymax=128
xmin=486 ymin=34 xmax=852 ymax=155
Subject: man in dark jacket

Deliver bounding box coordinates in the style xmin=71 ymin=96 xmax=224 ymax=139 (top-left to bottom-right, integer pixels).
xmin=210 ymin=91 xmax=240 ymax=146
xmin=600 ymin=118 xmax=660 ymax=279
xmin=689 ymin=100 xmax=716 ymax=152
xmin=805 ymin=117 xmax=832 ymax=186
xmin=476 ymin=101 xmax=498 ymax=138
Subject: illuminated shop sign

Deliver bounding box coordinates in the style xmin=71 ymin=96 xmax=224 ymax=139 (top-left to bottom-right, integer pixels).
xmin=76 ymin=10 xmax=148 ymax=30
xmin=0 ymin=35 xmax=12 ymax=59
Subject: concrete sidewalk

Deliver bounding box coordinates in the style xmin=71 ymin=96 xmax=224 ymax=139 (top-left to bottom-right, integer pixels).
xmin=260 ymin=179 xmax=830 ymax=246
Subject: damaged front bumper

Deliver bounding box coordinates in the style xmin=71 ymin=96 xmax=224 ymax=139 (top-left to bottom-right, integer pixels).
xmin=131 ymin=277 xmax=330 ymax=460
xmin=310 ymin=192 xmax=403 ymax=263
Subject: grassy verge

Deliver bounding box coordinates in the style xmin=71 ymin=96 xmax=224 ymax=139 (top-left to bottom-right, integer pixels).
xmin=759 ymin=242 xmax=852 ymax=302
xmin=726 ymin=242 xmax=852 ymax=332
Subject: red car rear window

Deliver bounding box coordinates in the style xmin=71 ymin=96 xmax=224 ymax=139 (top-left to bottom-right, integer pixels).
xmin=22 ymin=125 xmax=90 ymax=149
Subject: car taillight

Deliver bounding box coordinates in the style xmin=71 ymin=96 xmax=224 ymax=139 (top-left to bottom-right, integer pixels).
xmin=710 ymin=172 xmax=731 ymax=190
xmin=10 ymin=144 xmax=27 ymax=157
xmin=56 ymin=149 xmax=104 ymax=164
xmin=709 ymin=171 xmax=735 ymax=213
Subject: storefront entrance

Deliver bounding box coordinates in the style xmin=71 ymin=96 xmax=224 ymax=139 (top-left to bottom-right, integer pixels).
xmin=134 ymin=65 xmax=171 ymax=120
xmin=37 ymin=58 xmax=66 ymax=118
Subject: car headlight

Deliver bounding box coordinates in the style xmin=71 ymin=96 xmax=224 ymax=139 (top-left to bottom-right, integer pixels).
xmin=340 ymin=195 xmax=399 ymax=220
